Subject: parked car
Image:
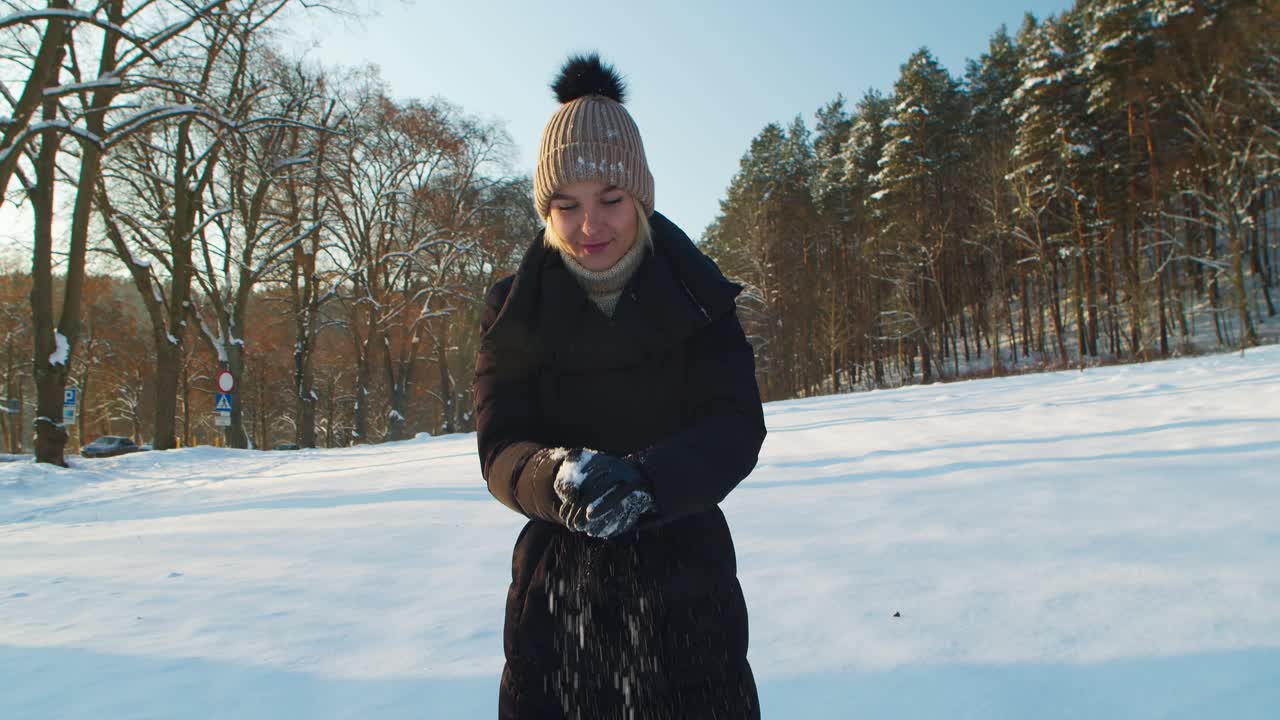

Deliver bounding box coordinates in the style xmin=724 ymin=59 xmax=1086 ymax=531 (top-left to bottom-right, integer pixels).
xmin=272 ymin=442 xmax=300 ymax=451
xmin=81 ymin=435 xmax=141 ymax=458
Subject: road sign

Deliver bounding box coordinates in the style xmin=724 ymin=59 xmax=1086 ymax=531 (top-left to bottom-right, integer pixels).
xmin=62 ymin=406 xmax=76 ymax=423
xmin=216 ymin=371 xmax=235 ymax=393
xmin=214 ymin=412 xmax=231 ymax=427
xmin=214 ymin=393 xmax=233 ymax=412
xmin=63 ymin=388 xmax=78 ymax=406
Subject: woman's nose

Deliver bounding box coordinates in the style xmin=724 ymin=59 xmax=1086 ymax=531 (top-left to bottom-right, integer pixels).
xmin=582 ymin=208 xmax=604 ymax=237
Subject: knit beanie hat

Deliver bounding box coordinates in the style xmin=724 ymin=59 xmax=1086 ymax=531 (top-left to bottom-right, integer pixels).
xmin=535 ymin=54 xmax=654 ymax=218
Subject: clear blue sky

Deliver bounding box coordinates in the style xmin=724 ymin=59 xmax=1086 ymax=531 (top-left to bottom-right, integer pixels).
xmin=290 ymin=0 xmax=1075 ymax=241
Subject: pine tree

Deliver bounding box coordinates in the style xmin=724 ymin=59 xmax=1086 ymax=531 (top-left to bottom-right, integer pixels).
xmin=703 ymin=121 xmax=815 ymax=399
xmin=871 ymin=48 xmax=967 ymax=382
xmin=964 ymin=25 xmax=1024 ymax=369
xmin=840 ymin=90 xmax=894 ymax=385
xmin=811 ymin=96 xmax=855 ymax=391
xmin=1009 ymin=13 xmax=1097 ymax=364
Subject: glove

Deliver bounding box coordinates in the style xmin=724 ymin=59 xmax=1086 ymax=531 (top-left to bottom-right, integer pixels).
xmin=553 ymin=449 xmax=654 ymax=538
xmin=581 ymin=483 xmax=654 ymax=538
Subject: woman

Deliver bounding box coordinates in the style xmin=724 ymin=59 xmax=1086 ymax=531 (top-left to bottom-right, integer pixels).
xmin=473 ymin=53 xmax=766 ymax=719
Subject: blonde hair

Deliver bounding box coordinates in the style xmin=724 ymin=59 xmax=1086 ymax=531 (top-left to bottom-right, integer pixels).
xmin=543 ymin=196 xmax=653 ymax=256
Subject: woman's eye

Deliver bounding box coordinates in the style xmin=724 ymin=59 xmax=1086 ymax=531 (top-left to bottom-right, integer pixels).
xmin=602 ymin=196 xmax=623 ymax=205
xmin=555 ymin=204 xmax=578 ymax=212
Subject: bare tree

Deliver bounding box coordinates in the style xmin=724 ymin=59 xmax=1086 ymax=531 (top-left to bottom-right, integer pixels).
xmin=1174 ymin=70 xmax=1278 ymax=350
xmin=191 ymin=40 xmax=335 ymax=448
xmin=5 ymin=0 xmax=233 ymax=464
xmin=277 ymin=62 xmax=339 ymax=448
xmin=323 ymin=81 xmax=434 ymax=443
xmin=96 ymin=0 xmax=310 ymax=451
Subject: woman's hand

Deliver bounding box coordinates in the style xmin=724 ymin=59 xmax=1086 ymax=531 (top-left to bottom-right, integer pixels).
xmin=554 ymin=449 xmax=653 ymax=538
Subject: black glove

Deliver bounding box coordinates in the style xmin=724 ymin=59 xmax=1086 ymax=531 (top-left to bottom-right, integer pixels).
xmin=553 ymin=449 xmax=654 ymax=538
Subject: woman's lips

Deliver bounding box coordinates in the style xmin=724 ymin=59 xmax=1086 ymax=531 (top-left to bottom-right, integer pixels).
xmin=580 ymin=240 xmax=610 ymax=255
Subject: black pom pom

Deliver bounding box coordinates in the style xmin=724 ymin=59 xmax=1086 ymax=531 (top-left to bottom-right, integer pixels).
xmin=552 ymin=53 xmax=626 ymax=104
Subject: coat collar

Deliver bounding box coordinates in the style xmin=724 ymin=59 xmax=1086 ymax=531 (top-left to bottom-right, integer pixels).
xmin=482 ymin=211 xmax=741 ymax=363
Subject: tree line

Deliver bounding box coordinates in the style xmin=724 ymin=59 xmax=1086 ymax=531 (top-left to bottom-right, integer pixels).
xmin=2 ymin=1 xmax=538 ymax=463
xmin=703 ymin=0 xmax=1279 ymax=402
xmin=4 ymin=0 xmax=1278 ymax=464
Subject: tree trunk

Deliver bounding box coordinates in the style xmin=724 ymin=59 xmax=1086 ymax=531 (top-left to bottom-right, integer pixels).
xmin=436 ymin=327 xmax=456 ymax=435
xmin=920 ymin=336 xmax=933 ymax=384
xmin=1005 ymin=282 xmax=1018 ymax=363
xmin=1049 ymin=264 xmax=1069 ymax=366
xmin=296 ymin=341 xmax=317 ymax=447
xmin=15 ymin=383 xmax=25 ymax=454
xmin=1020 ymin=272 xmax=1032 ymax=358
xmin=31 ymin=95 xmax=69 ymax=465
xmin=949 ymin=319 xmax=960 ymax=377
xmin=75 ymin=372 xmax=89 ymax=450
xmin=353 ymin=337 xmax=370 ymax=445
xmin=1072 ymin=244 xmax=1088 ymax=360
xmin=1128 ymin=226 xmax=1145 ymax=360
xmin=153 ymin=119 xmax=201 ymax=451
xmin=1143 ymin=107 xmax=1169 ymax=358
xmin=1029 ymin=274 xmax=1039 ymax=356
xmin=1075 ymin=194 xmax=1100 ymax=357
xmin=154 ymin=338 xmax=182 ymax=455
xmin=1250 ymin=227 xmax=1276 ymax=318
xmin=292 ymin=264 xmax=318 ymax=447
xmin=0 ymin=362 xmax=10 ymax=455
xmin=383 ymin=338 xmax=407 ymax=443
xmin=1101 ymin=210 xmax=1122 ymax=356
xmin=1204 ymin=208 xmax=1226 ymax=346
xmin=991 ymin=297 xmax=1003 ymax=376
xmin=1229 ymin=223 xmax=1259 ymax=350
xmin=256 ymin=369 xmax=267 ymax=450
xmin=182 ymin=357 xmax=191 ymax=447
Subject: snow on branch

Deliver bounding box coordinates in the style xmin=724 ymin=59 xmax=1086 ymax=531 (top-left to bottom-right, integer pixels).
xmin=104 ymin=105 xmax=235 ymax=147
xmin=270 ymin=154 xmax=312 ymax=173
xmin=34 ymin=416 xmax=66 ymax=431
xmin=250 ymin=225 xmax=317 ymax=280
xmin=241 ymin=116 xmax=340 ymax=135
xmin=48 ymin=331 xmax=70 ymax=367
xmin=43 ymin=76 xmax=125 ymax=99
xmin=199 ymin=315 xmax=228 ymax=363
xmin=0 ymin=8 xmax=159 ymax=63
xmin=139 ymin=1 xmax=228 ymax=50
xmin=413 ymin=306 xmax=451 ymax=322
xmin=0 ymin=121 xmax=103 ymax=164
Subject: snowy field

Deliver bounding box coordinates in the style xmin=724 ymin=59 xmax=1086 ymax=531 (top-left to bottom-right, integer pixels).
xmin=2 ymin=347 xmax=1279 ymax=719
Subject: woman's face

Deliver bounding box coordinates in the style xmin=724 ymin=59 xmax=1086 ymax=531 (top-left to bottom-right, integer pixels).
xmin=547 ymin=180 xmax=639 ymax=271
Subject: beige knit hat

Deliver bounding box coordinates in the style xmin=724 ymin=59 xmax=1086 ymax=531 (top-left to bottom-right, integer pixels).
xmin=534 ymin=54 xmax=654 ymax=218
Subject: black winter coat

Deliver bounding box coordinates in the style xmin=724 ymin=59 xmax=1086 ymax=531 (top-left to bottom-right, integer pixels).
xmin=473 ymin=212 xmax=767 ymax=719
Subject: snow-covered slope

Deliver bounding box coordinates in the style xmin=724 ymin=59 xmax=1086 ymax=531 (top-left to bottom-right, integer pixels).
xmin=3 ymin=347 xmax=1279 ymax=719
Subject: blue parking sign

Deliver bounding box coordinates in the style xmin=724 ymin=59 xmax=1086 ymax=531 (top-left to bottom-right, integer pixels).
xmin=63 ymin=388 xmax=78 ymax=406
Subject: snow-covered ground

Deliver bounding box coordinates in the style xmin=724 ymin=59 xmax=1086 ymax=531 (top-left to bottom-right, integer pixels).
xmin=3 ymin=347 xmax=1279 ymax=719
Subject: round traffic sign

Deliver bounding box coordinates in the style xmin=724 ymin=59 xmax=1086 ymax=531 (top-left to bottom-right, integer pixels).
xmin=216 ymin=370 xmax=235 ymax=393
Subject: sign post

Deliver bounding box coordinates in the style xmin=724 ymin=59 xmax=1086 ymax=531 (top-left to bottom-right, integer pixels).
xmin=62 ymin=387 xmax=79 ymax=446
xmin=214 ymin=373 xmax=234 ymax=428
xmin=62 ymin=388 xmax=78 ymax=423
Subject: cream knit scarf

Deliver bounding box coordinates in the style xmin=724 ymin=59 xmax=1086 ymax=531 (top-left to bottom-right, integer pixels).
xmin=560 ymin=238 xmax=647 ymax=318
